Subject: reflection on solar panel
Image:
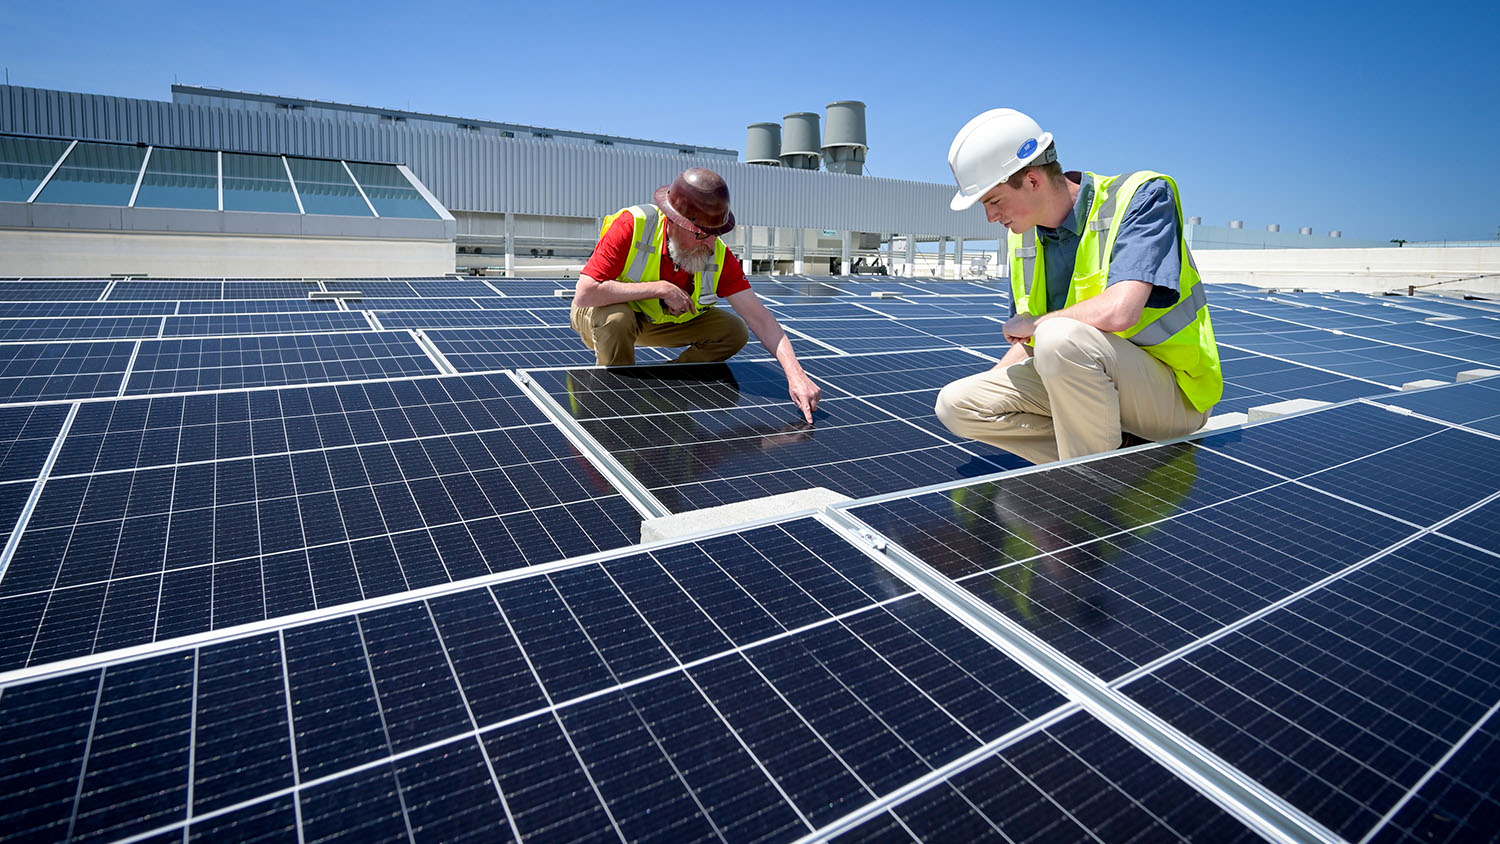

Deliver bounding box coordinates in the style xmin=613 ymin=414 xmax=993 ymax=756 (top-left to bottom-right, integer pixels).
xmin=0 ymin=276 xmax=1495 ymax=842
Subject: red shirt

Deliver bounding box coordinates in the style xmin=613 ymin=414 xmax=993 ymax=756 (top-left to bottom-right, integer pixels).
xmin=582 ymin=212 xmax=751 ymax=299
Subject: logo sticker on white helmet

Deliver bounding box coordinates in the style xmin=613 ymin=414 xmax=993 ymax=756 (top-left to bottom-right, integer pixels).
xmin=1016 ymin=138 xmax=1038 ymax=159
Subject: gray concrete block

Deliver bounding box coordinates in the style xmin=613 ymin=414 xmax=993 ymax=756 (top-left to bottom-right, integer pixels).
xmin=1247 ymin=399 xmax=1331 ymax=423
xmin=1197 ymin=412 xmax=1248 ymax=433
xmin=1401 ymin=379 xmax=1447 ymax=391
xmin=1457 ymin=369 xmax=1500 ymax=383
xmin=641 ymin=487 xmax=852 ymax=544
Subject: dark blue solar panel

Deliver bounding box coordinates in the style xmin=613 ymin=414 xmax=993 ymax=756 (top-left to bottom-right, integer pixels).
xmin=0 ymin=374 xmax=644 ymax=668
xmin=1373 ymin=378 xmax=1500 ymax=434
xmin=532 ymin=359 xmax=1013 ymax=513
xmin=0 ymin=317 xmax=161 ymax=342
xmin=220 ymin=281 xmax=321 ymax=299
xmin=1198 ymin=401 xmax=1447 ymax=478
xmin=122 ymin=331 xmax=440 ymax=394
xmin=176 ymin=298 xmax=337 ymax=314
xmin=0 ymin=281 xmax=110 ymax=301
xmin=354 ymin=296 xmax=487 ymax=311
xmin=0 ymin=340 xmax=136 ymax=403
xmin=837 ymin=712 xmax=1261 ymax=843
xmin=1124 ymin=535 xmax=1500 ymax=841
xmin=407 ymin=280 xmax=500 ymax=297
xmin=428 ymin=326 xmax=620 ymax=371
xmin=373 ymin=309 xmax=549 ymax=329
xmin=0 ymin=519 xmax=1065 ymax=843
xmin=0 ymin=402 xmax=70 ymax=481
xmin=108 ymin=281 xmax=224 ymax=301
xmin=0 ymin=301 xmax=176 ymax=318
xmin=160 ymin=312 xmax=372 ymax=337
xmin=1370 ymin=706 xmax=1500 ymax=843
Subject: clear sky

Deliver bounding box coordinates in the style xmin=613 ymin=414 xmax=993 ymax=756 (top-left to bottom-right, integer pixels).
xmin=2 ymin=0 xmax=1495 ymax=243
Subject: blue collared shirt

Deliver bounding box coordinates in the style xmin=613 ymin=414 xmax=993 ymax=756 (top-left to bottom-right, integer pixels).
xmin=1010 ymin=171 xmax=1182 ymax=315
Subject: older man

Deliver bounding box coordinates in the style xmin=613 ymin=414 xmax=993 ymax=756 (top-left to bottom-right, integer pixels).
xmin=935 ymin=108 xmax=1221 ymax=464
xmin=571 ymin=167 xmax=822 ymax=422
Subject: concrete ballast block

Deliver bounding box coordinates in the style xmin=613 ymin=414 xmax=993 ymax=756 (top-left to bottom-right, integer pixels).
xmin=641 ymin=487 xmax=852 ymax=544
xmin=1457 ymin=369 xmax=1500 ymax=383
xmin=1401 ymin=379 xmax=1447 ymax=391
xmin=1197 ymin=412 xmax=1248 ymax=433
xmin=1247 ymin=399 xmax=1331 ymax=423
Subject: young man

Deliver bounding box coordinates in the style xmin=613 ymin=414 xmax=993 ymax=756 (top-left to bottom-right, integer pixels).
xmin=571 ymin=167 xmax=822 ymax=423
xmin=935 ymin=108 xmax=1221 ymax=464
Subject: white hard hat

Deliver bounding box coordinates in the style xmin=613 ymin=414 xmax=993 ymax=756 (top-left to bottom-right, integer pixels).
xmin=947 ymin=108 xmax=1055 ymax=211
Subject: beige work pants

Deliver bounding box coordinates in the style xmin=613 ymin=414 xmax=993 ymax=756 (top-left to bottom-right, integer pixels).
xmin=571 ymin=303 xmax=749 ymax=366
xmin=935 ymin=317 xmax=1208 ymax=465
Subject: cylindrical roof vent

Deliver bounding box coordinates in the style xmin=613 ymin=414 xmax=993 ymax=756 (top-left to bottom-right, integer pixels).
xmin=1299 ymin=226 xmax=1313 ymax=235
xmin=1229 ymin=219 xmax=1244 ymax=229
xmin=1188 ymin=216 xmax=1202 ymax=225
xmin=822 ymin=100 xmax=868 ymax=175
xmin=780 ymin=112 xmax=821 ymax=170
xmin=746 ymin=122 xmax=781 ymax=166
xmin=1330 ymin=230 xmax=1342 ymax=238
xmin=1267 ymin=223 xmax=1280 ymax=232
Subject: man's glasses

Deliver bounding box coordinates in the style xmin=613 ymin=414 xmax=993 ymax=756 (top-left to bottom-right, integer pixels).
xmin=691 ymin=228 xmax=714 ymax=241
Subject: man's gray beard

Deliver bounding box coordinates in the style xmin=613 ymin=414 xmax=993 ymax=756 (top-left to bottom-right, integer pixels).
xmin=668 ymin=237 xmax=714 ymax=274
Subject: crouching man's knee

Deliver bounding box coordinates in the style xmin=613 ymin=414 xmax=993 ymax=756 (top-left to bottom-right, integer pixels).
xmin=935 ymin=380 xmax=967 ymax=435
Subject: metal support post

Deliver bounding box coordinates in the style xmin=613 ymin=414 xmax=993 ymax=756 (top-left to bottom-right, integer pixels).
xmin=742 ymin=225 xmax=753 ymax=276
xmin=793 ymin=229 xmax=805 ymax=274
xmin=840 ymin=231 xmax=852 ymax=276
xmin=937 ymin=236 xmax=947 ymax=277
xmin=904 ymin=233 xmax=916 ymax=277
xmin=504 ymin=212 xmax=516 ymax=277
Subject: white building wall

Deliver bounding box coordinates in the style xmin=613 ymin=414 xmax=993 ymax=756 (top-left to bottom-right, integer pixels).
xmin=1195 ymin=246 xmax=1500 ymax=294
xmin=0 ymin=230 xmax=454 ymax=278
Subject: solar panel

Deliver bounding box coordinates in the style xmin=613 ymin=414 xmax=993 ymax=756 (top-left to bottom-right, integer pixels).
xmin=0 ymin=316 xmax=162 ymax=342
xmin=0 ymin=277 xmax=1496 ymax=842
xmin=527 ymin=357 xmax=1017 ymax=513
xmin=0 ymin=301 xmax=177 ymax=318
xmin=159 ymin=312 xmax=373 ymax=337
xmin=108 ymin=281 xmax=225 ymax=301
xmin=0 ymin=518 xmax=1070 ymax=844
xmin=0 ymin=372 xmax=644 ymax=669
xmin=121 ymin=331 xmax=441 ymax=394
xmin=175 ymin=298 xmax=338 ymax=314
xmin=0 ymin=281 xmax=110 ymax=301
xmin=0 ymin=340 xmax=137 ymax=404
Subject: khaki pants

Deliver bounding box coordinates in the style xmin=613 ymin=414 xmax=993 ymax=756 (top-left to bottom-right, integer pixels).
xmin=570 ymin=303 xmax=749 ymax=366
xmin=935 ymin=317 xmax=1207 ymax=465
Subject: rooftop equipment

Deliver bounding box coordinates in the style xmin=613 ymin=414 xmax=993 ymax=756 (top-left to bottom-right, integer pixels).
xmin=746 ymin=123 xmax=782 ymax=166
xmin=780 ymin=112 xmax=822 ymax=170
xmin=822 ymin=100 xmax=868 ymax=175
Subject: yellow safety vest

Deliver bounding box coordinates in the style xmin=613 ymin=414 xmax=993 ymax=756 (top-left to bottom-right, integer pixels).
xmin=600 ymin=204 xmax=728 ymax=324
xmin=1007 ymin=171 xmax=1222 ymax=412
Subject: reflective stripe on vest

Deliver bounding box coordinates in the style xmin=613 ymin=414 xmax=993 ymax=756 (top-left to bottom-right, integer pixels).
xmin=602 ymin=204 xmax=726 ymax=324
xmin=624 ymin=205 xmax=661 ymax=283
xmin=1006 ymin=171 xmax=1222 ymax=412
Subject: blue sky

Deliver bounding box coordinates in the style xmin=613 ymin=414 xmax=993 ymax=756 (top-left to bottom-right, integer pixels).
xmin=2 ymin=0 xmax=1495 ymax=242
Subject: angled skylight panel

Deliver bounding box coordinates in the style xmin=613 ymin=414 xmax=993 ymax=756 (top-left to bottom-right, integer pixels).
xmin=33 ymin=141 xmax=146 ymax=206
xmin=284 ymin=156 xmax=373 ymax=216
xmin=0 ymin=136 xmax=72 ymax=202
xmin=221 ymin=152 xmax=300 ymax=213
xmin=132 ymin=146 xmax=219 ymax=210
xmin=344 ymin=162 xmax=440 ymax=219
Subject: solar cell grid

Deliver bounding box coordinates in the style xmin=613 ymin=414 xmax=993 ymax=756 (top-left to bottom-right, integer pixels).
xmin=0 ymin=519 xmax=1067 ymax=844
xmin=1122 ymin=534 xmax=1500 ymax=841
xmin=174 ymin=298 xmax=336 ymax=314
xmin=160 ymin=311 xmax=372 ymax=337
xmin=428 ymin=326 xmax=667 ymax=371
xmin=0 ymin=374 xmax=643 ymax=668
xmin=835 ymin=711 xmax=1262 ymax=843
xmin=221 ymin=281 xmax=321 ymax=299
xmin=0 ymin=281 xmax=110 ymax=301
xmin=406 ymin=280 xmax=499 ymax=297
xmin=0 ymin=316 xmax=161 ymax=342
xmin=355 ymin=296 xmax=488 ymax=311
xmin=371 ymin=309 xmax=550 ymax=329
xmin=121 ymin=331 xmax=440 ymax=395
xmin=0 ymin=301 xmax=177 ymax=318
xmin=1347 ymin=322 xmax=1500 ymax=364
xmin=531 ymin=359 xmax=1014 ymax=513
xmin=107 ymin=281 xmax=224 ymax=301
xmin=785 ymin=319 xmax=964 ymax=354
xmin=0 ymin=340 xmax=136 ymax=404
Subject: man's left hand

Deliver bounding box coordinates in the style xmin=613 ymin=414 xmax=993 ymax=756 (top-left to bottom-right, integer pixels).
xmin=789 ymin=375 xmax=822 ymax=424
xmin=1002 ymin=313 xmax=1039 ymax=344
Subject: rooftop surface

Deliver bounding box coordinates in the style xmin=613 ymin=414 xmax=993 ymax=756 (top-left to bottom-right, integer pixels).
xmin=0 ymin=275 xmax=1496 ymax=842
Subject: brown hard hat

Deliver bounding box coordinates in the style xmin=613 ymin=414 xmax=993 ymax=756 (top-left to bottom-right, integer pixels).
xmin=654 ymin=167 xmax=736 ymax=237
